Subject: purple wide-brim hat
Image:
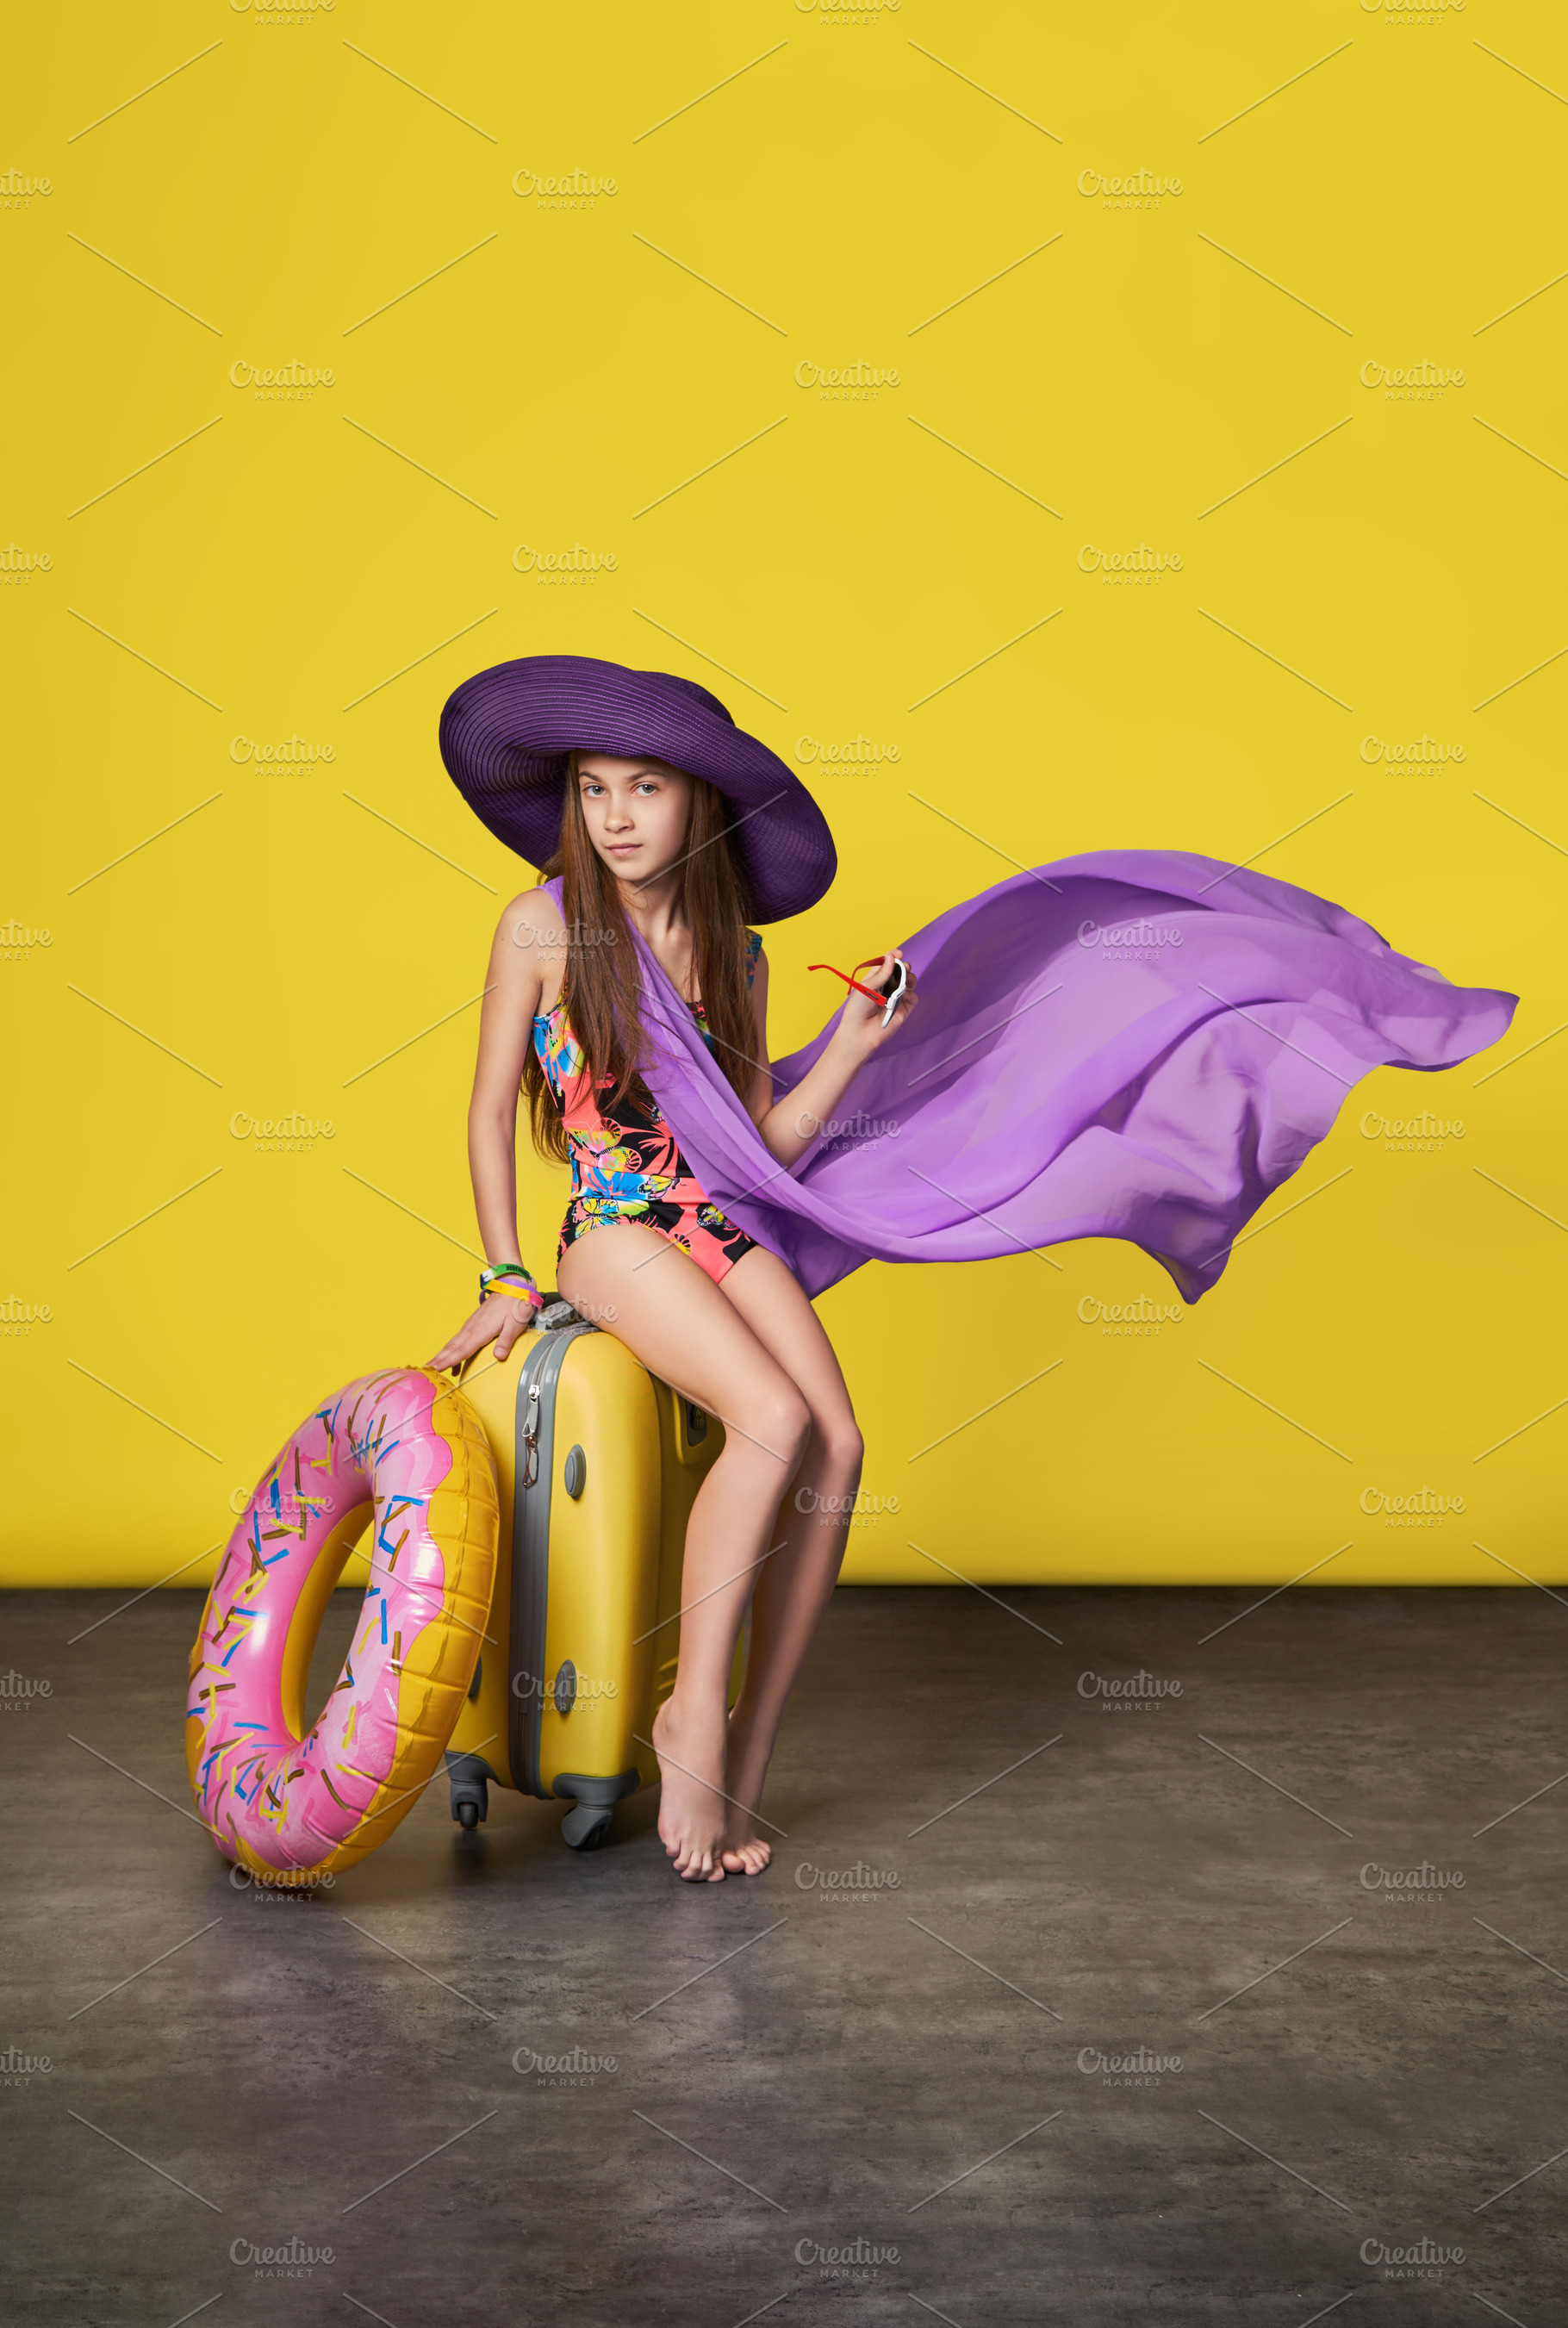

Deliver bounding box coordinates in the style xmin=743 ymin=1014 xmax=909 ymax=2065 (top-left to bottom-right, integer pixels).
xmin=439 ymin=654 xmax=837 ymax=921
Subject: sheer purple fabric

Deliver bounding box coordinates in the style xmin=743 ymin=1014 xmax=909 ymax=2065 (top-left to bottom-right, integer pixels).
xmin=544 ymin=855 xmax=1516 ymax=1302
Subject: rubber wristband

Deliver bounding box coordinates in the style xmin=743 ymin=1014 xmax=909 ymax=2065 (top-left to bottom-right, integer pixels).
xmin=480 ymin=1267 xmax=542 ymax=1310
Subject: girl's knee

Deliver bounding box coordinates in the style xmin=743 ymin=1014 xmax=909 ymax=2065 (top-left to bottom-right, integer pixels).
xmin=804 ymin=1399 xmax=862 ymax=1477
xmin=758 ymin=1390 xmax=812 ymax=1472
xmin=819 ymin=1415 xmax=863 ymax=1477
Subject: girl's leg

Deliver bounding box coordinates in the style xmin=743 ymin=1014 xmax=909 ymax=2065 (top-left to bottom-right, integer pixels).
xmin=557 ymin=1222 xmax=812 ymax=1881
xmin=714 ymin=1245 xmax=864 ymax=1874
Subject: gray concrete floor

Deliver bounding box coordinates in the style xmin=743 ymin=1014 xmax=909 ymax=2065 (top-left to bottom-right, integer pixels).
xmin=2 ymin=1583 xmax=1564 ymax=2324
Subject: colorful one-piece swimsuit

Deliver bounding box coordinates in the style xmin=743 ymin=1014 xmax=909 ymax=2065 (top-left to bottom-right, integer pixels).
xmin=532 ymin=931 xmax=762 ymax=1286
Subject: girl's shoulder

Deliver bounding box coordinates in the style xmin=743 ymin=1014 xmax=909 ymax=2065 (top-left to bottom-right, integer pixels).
xmin=503 ymin=884 xmax=567 ymax=948
xmin=501 ymin=885 xmax=568 ymax=1015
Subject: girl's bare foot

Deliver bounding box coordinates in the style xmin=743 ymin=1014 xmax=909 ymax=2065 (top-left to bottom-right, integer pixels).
xmin=719 ymin=1712 xmax=775 ymax=1876
xmin=719 ymin=1819 xmax=770 ymax=1877
xmin=651 ymin=1696 xmax=730 ymax=1881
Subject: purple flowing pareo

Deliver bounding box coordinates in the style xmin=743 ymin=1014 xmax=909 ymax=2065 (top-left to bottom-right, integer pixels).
xmin=585 ymin=853 xmax=1515 ymax=1304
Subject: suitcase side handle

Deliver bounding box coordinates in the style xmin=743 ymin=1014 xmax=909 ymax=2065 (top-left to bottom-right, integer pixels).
xmin=536 ymin=1295 xmax=595 ymax=1334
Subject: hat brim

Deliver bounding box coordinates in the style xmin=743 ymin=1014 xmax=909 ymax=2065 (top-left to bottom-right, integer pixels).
xmin=439 ymin=655 xmax=837 ymax=922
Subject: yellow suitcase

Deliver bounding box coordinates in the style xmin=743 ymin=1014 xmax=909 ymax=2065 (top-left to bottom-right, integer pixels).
xmin=443 ymin=1299 xmax=737 ymax=1849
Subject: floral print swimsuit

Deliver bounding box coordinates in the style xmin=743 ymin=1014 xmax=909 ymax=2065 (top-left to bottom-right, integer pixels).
xmin=532 ymin=931 xmax=762 ymax=1285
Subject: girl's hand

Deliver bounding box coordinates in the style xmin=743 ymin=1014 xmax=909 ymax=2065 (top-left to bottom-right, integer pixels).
xmin=428 ymin=1296 xmax=537 ymax=1374
xmin=832 ymin=952 xmax=918 ymax=1057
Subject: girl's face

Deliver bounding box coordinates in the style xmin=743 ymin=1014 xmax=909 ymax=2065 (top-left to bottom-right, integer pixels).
xmin=576 ymin=753 xmax=694 ymax=888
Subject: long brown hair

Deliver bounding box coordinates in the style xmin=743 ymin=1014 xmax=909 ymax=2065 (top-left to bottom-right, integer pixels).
xmin=521 ymin=751 xmax=759 ymax=1163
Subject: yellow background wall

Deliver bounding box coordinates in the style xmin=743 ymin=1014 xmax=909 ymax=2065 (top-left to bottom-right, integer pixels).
xmin=4 ymin=0 xmax=1565 ymax=1589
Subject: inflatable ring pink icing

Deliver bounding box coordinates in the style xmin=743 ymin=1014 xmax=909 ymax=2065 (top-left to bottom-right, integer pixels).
xmin=185 ymin=1366 xmax=498 ymax=1882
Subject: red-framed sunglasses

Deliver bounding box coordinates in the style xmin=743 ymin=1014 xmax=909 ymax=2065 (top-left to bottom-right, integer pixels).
xmin=808 ymin=957 xmax=910 ymax=1026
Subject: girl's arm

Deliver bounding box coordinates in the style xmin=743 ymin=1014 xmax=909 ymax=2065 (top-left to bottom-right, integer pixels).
xmin=748 ymin=948 xmax=917 ymax=1168
xmin=429 ymin=891 xmax=561 ymax=1369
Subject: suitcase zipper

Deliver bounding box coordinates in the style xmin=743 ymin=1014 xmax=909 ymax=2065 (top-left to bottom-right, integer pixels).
xmin=511 ymin=1322 xmax=596 ymax=1798
xmin=520 ymin=1379 xmax=542 ymax=1488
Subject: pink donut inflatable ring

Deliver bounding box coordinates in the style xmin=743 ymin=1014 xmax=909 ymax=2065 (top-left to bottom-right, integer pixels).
xmin=185 ymin=1367 xmax=499 ymax=1883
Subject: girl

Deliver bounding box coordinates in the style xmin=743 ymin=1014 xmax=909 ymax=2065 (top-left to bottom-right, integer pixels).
xmin=430 ymin=736 xmax=912 ymax=1883
xmin=431 ymin=652 xmax=1515 ymax=1883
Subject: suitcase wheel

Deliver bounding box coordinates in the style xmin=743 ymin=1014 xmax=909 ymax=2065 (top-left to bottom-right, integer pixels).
xmin=447 ymin=1763 xmax=489 ymax=1829
xmin=561 ymin=1801 xmax=613 ymax=1851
